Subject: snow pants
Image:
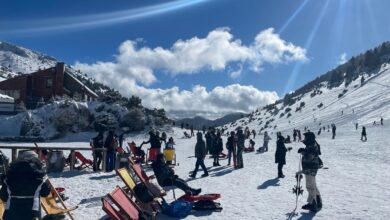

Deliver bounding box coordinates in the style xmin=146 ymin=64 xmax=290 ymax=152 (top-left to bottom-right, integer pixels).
xmin=305 ymin=174 xmax=321 ymax=204
xmin=236 ymin=147 xmax=244 ymax=168
xmin=106 ymin=151 xmax=116 ymax=172
xmin=192 ymin=158 xmax=208 ymax=176
xmin=263 ymin=141 xmax=269 ymax=152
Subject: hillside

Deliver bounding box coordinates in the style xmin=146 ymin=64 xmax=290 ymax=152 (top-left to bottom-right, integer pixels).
xmin=0 ymin=41 xmax=171 ymax=139
xmin=222 ymin=42 xmax=390 ymax=134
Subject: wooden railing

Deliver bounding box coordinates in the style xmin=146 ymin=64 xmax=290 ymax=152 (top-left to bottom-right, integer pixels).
xmin=0 ymin=145 xmax=107 ymax=171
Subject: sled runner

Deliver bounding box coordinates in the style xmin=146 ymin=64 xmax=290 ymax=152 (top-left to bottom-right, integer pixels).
xmin=192 ymin=200 xmax=223 ymax=211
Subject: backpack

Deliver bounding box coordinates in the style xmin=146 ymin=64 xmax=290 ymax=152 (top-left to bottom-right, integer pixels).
xmin=161 ymin=199 xmax=193 ymax=218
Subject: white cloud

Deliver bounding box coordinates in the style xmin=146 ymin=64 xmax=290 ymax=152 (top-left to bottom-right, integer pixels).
xmin=74 ymin=27 xmax=307 ymax=86
xmin=130 ymin=83 xmax=279 ymax=119
xmin=73 ymin=27 xmax=303 ymax=118
xmin=338 ymin=53 xmax=347 ymax=65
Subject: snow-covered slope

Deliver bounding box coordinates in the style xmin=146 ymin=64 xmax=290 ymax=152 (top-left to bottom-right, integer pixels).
xmin=224 ymin=63 xmax=390 ymax=135
xmin=1 ymin=122 xmax=389 ymax=219
xmin=0 ymin=41 xmax=58 ymax=79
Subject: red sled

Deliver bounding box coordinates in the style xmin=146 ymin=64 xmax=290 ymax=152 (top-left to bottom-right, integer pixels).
xmin=178 ymin=193 xmax=221 ymax=202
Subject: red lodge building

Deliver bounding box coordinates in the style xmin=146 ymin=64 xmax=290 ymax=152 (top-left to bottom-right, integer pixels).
xmin=0 ymin=62 xmax=98 ymax=109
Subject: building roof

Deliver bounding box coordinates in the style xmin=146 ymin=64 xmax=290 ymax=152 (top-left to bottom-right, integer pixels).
xmin=64 ymin=70 xmax=98 ymax=98
xmin=0 ymin=93 xmax=14 ymax=103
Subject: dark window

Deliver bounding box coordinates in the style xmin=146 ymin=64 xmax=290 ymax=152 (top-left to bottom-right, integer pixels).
xmin=46 ymin=78 xmax=53 ymax=88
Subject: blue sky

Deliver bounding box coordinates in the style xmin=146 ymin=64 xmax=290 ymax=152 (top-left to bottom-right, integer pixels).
xmin=1 ymin=0 xmax=390 ymax=118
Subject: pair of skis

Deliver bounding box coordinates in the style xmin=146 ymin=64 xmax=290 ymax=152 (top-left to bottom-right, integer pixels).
xmin=287 ymin=155 xmax=304 ymax=220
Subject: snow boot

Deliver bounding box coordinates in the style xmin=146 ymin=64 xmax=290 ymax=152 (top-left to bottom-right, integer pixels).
xmin=189 ymin=174 xmax=196 ymax=178
xmin=201 ymin=173 xmax=209 ymax=177
xmin=191 ymin=188 xmax=202 ymax=196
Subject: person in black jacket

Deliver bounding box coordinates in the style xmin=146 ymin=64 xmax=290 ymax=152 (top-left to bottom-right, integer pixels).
xmin=0 ymin=157 xmax=51 ymax=220
xmin=190 ymin=132 xmax=209 ymax=178
xmin=104 ymin=130 xmax=117 ymax=172
xmin=211 ymin=132 xmax=223 ymax=166
xmin=143 ymin=131 xmax=161 ymax=149
xmin=275 ymin=132 xmax=288 ymax=178
xmin=226 ymin=131 xmax=236 ymax=166
xmin=298 ymin=131 xmax=322 ymax=212
xmin=361 ymin=126 xmax=367 ymax=141
xmin=152 ymin=154 xmax=201 ymax=195
xmin=92 ymin=132 xmax=104 ymax=171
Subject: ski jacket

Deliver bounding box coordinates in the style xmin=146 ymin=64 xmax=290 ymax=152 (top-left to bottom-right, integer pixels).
xmin=263 ymin=134 xmax=271 ymax=143
xmin=152 ymin=160 xmax=175 ymax=186
xmin=301 ymin=143 xmax=321 ymax=176
xmin=195 ymin=140 xmax=207 ymax=159
xmin=275 ymin=137 xmax=287 ymax=164
xmin=226 ymin=136 xmax=235 ymax=151
xmin=237 ymin=131 xmax=245 ymax=150
xmin=210 ymin=137 xmax=223 ymax=156
xmin=0 ymin=159 xmax=51 ymax=220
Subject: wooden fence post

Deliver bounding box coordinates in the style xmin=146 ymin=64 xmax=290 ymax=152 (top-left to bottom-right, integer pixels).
xmin=11 ymin=148 xmax=17 ymax=161
xmin=102 ymin=149 xmax=107 ymax=172
xmin=70 ymin=150 xmax=76 ymax=171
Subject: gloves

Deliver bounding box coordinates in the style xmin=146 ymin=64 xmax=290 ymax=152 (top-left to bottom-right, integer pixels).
xmin=297 ymin=148 xmax=305 ymax=153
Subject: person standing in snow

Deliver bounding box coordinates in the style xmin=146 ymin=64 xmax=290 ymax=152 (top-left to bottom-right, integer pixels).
xmin=381 ymin=117 xmax=384 ymax=125
xmin=297 ymin=130 xmax=302 ymax=142
xmin=104 ymin=130 xmax=117 ymax=172
xmin=355 ymin=123 xmax=358 ymax=130
xmin=361 ymin=126 xmax=367 ymax=141
xmin=275 ymin=132 xmax=288 ymax=178
xmin=226 ymin=131 xmax=236 ymax=166
xmin=258 ymin=131 xmax=271 ymax=153
xmin=190 ymin=132 xmax=209 ymax=178
xmin=205 ymin=128 xmax=213 ymax=155
xmin=91 ymin=132 xmax=104 ymax=171
xmin=293 ymin=129 xmax=297 ymax=142
xmin=0 ymin=156 xmax=51 ymax=220
xmin=331 ymin=124 xmax=336 ymax=139
xmin=211 ymin=132 xmax=223 ymax=166
xmin=298 ymin=131 xmax=322 ymax=212
xmin=236 ymin=128 xmax=245 ymax=169
xmin=252 ymin=129 xmax=256 ymax=139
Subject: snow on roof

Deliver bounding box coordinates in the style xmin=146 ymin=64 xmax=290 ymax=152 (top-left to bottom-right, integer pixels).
xmin=0 ymin=93 xmax=14 ymax=103
xmin=64 ymin=71 xmax=98 ymax=98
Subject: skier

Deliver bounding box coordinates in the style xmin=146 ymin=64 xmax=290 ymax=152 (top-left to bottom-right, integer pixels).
xmin=152 ymin=154 xmax=201 ymax=195
xmin=0 ymin=157 xmax=51 ymax=220
xmin=355 ymin=123 xmax=358 ymax=130
xmin=252 ymin=129 xmax=256 ymax=139
xmin=190 ymin=125 xmax=194 ymax=137
xmin=331 ymin=124 xmax=336 ymax=139
xmin=361 ymin=126 xmax=367 ymax=141
xmin=298 ymin=131 xmax=322 ymax=212
xmin=297 ymin=130 xmax=302 ymax=142
xmin=226 ymin=131 xmax=236 ymax=166
xmin=91 ymin=132 xmax=104 ymax=171
xmin=275 ymin=132 xmax=288 ymax=178
xmin=381 ymin=117 xmax=384 ymax=125
xmin=258 ymin=131 xmax=271 ymax=153
xmin=190 ymin=132 xmax=209 ymax=178
xmin=104 ymin=130 xmax=118 ymax=172
xmin=211 ymin=132 xmax=223 ymax=166
xmin=205 ymin=128 xmax=213 ymax=155
xmin=236 ymin=128 xmax=245 ymax=169
xmin=293 ymin=129 xmax=297 ymax=142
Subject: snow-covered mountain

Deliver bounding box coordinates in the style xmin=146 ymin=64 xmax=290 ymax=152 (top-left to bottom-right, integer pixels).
xmin=0 ymin=41 xmax=58 ymax=79
xmin=223 ymin=42 xmax=390 ymax=133
xmin=176 ymin=112 xmax=246 ymax=130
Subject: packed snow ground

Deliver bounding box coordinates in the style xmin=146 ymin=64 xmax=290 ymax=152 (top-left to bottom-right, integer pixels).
xmin=2 ymin=122 xmax=390 ymax=220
